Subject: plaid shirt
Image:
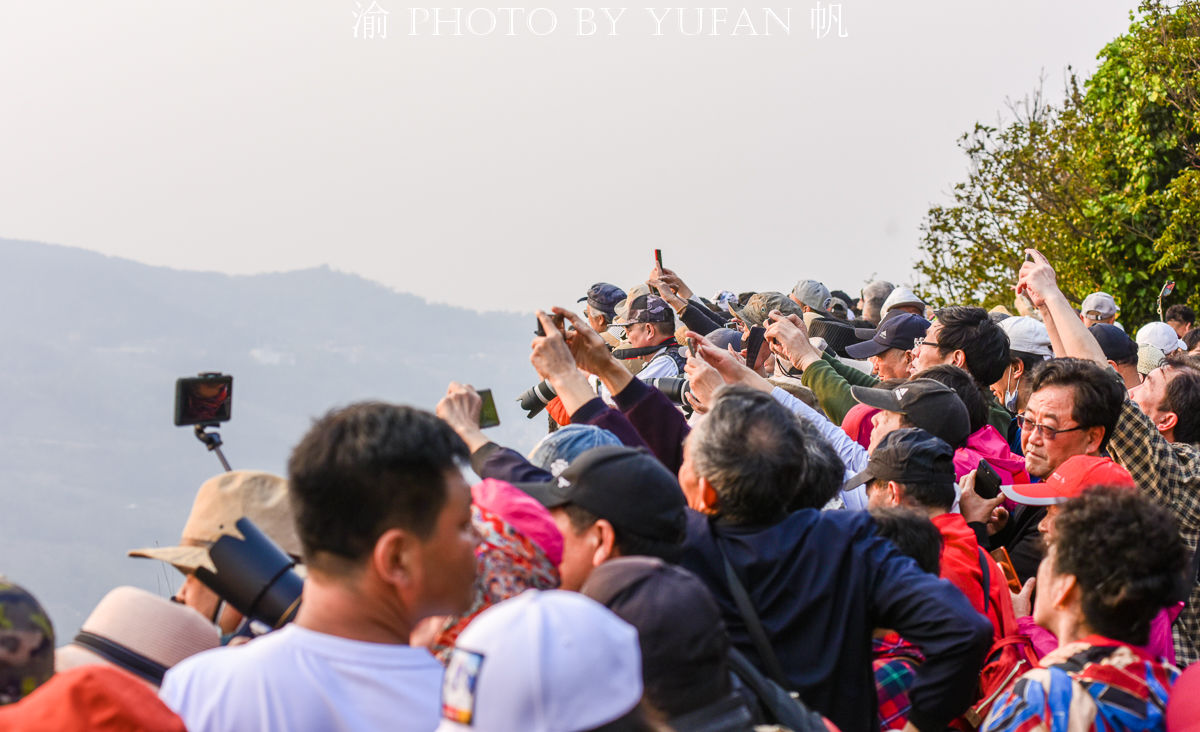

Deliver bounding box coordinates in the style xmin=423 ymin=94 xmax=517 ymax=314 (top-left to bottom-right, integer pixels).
xmin=1107 ymin=398 xmax=1200 ymax=665
xmin=981 ymin=638 xmax=1177 ymax=732
xmin=873 ymin=632 xmax=924 ymax=730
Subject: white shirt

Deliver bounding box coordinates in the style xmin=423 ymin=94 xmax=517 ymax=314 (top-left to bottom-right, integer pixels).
xmin=160 ymin=624 xmax=443 ymax=732
xmin=769 ymin=386 xmax=870 ymax=511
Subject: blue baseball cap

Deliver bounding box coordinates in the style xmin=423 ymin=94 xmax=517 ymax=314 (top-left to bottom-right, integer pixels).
xmin=845 ymin=312 xmax=930 ymax=359
xmin=578 ymin=283 xmax=627 ymax=319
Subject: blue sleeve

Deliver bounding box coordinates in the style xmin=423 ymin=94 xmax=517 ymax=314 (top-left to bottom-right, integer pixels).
xmin=860 ymin=518 xmax=993 ymax=731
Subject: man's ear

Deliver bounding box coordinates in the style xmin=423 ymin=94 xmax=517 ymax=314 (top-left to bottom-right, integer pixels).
xmin=1011 ymin=359 xmax=1025 ymax=381
xmin=697 ymin=475 xmax=721 ymax=515
xmin=1053 ymin=573 xmax=1080 ymax=612
xmin=1156 ymin=411 xmax=1179 ymax=434
xmin=1084 ymin=426 xmax=1107 ymax=455
xmin=950 ymin=349 xmax=968 ymax=370
xmin=887 ymin=481 xmax=904 ymax=507
xmin=373 ymin=527 xmax=417 ymax=590
xmin=592 ymin=519 xmax=617 ymax=565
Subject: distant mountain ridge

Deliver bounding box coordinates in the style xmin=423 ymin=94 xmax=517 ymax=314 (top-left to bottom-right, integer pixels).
xmin=0 ymin=238 xmax=545 ymax=635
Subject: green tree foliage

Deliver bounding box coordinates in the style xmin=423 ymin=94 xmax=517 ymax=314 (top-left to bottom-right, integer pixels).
xmin=917 ymin=0 xmax=1200 ymax=327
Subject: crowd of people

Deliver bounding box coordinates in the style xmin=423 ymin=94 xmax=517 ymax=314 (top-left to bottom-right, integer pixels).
xmin=1 ymin=250 xmax=1200 ymax=731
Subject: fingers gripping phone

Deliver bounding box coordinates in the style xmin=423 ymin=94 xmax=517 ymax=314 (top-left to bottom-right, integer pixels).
xmin=744 ymin=327 xmax=767 ymax=368
xmin=974 ymin=459 xmax=1002 ymax=500
xmin=534 ymin=314 xmax=565 ymax=337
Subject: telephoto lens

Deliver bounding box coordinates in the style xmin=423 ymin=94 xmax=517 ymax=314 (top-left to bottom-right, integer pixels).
xmin=193 ymin=517 xmax=304 ymax=630
xmin=646 ymin=378 xmax=694 ymax=416
xmin=516 ymin=380 xmax=558 ymax=419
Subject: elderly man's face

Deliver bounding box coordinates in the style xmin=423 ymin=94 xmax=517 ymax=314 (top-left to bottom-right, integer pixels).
xmin=1021 ymin=384 xmax=1096 ymax=479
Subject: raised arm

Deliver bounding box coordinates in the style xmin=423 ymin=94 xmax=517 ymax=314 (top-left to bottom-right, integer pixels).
xmin=1016 ymin=249 xmax=1107 ymax=365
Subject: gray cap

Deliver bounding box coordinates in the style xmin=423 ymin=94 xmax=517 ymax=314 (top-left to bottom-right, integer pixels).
xmin=790 ymin=280 xmax=832 ymax=312
xmin=1080 ymin=292 xmax=1119 ymax=321
xmin=997 ymin=316 xmax=1053 ymax=359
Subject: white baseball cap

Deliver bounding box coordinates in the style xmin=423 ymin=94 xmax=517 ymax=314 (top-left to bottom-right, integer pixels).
xmin=436 ymin=590 xmax=642 ymax=732
xmin=1136 ymin=321 xmax=1186 ymax=355
xmin=997 ymin=316 xmax=1053 ymax=359
xmin=880 ymin=286 xmax=926 ymax=320
xmin=1080 ymin=292 xmax=1120 ymax=321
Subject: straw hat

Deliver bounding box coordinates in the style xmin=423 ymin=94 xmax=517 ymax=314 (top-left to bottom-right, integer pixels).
xmin=128 ymin=470 xmax=299 ymax=573
xmin=55 ymin=586 xmax=219 ymax=687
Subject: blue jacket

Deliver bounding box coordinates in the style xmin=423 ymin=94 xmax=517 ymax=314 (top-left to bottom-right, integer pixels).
xmin=681 ymin=509 xmax=992 ymax=732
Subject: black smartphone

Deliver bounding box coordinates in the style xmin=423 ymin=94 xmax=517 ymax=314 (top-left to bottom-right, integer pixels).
xmin=174 ymin=373 xmax=233 ymax=426
xmin=477 ymin=389 xmax=500 ymax=429
xmin=534 ymin=314 xmax=564 ymax=337
xmin=654 ymin=249 xmax=663 ymax=270
xmin=974 ymin=459 xmax=1002 ymax=500
xmin=744 ymin=326 xmax=767 ymax=368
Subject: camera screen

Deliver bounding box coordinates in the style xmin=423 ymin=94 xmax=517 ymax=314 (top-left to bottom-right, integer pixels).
xmin=174 ymin=374 xmax=234 ymax=426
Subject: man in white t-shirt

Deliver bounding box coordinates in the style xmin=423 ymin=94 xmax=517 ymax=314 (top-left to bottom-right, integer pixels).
xmin=160 ymin=402 xmax=479 ymax=732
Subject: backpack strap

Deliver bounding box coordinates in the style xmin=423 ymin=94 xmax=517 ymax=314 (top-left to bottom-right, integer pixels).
xmin=716 ymin=539 xmax=793 ymax=690
xmin=977 ymin=547 xmax=991 ymax=617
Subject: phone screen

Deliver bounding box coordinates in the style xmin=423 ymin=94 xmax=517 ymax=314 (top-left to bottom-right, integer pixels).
xmin=174 ymin=374 xmax=233 ymax=426
xmin=477 ymin=389 xmax=501 ymax=429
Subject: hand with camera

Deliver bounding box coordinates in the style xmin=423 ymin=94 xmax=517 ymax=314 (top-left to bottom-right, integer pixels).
xmin=436 ymin=382 xmax=491 ymax=453
xmin=531 ymin=310 xmax=601 ymax=417
xmin=552 ymin=307 xmax=635 ymax=397
xmin=763 ymin=309 xmax=822 ymax=372
xmin=687 ymin=330 xmax=774 ymax=395
xmin=957 ymin=469 xmax=1007 ymax=530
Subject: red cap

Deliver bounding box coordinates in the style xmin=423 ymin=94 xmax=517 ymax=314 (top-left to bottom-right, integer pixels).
xmin=1001 ymin=455 xmax=1135 ymax=506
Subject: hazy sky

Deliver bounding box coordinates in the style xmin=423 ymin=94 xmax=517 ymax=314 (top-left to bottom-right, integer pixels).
xmin=1 ymin=1 xmax=1137 ymax=313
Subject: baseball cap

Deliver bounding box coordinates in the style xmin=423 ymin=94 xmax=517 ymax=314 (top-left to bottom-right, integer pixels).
xmin=851 ymin=379 xmax=971 ymax=448
xmin=844 ymin=428 xmax=955 ymax=490
xmin=1138 ymin=343 xmax=1167 ymax=377
xmin=54 ymin=586 xmax=220 ymax=687
xmin=612 ymin=294 xmax=673 ymax=326
xmin=846 ymin=312 xmax=930 ymax=359
xmin=1090 ymin=323 xmax=1138 ymax=364
xmin=730 ymin=291 xmax=803 ymax=327
xmin=517 ymin=446 xmax=686 ymax=543
xmin=1080 ymin=292 xmax=1119 ymax=321
xmin=128 ymin=470 xmax=300 ymax=573
xmin=527 ymin=424 xmax=623 ymax=473
xmin=998 ymin=316 xmax=1053 ymax=359
xmin=577 ymin=283 xmax=626 ymax=319
xmin=437 ymin=590 xmax=642 ymax=732
xmin=790 ymin=280 xmax=833 ymax=313
xmin=580 ymin=557 xmax=731 ymax=719
xmin=1136 ymin=321 xmax=1187 ymax=355
xmin=1002 ymin=455 xmax=1135 ymax=506
xmin=0 ymin=579 xmax=54 ymax=705
xmin=880 ymin=286 xmax=926 ymax=320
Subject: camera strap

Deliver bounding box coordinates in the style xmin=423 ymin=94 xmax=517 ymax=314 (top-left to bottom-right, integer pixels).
xmin=73 ymin=631 xmax=169 ymax=685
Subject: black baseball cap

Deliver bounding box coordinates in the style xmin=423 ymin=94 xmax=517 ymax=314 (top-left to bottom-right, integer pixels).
xmin=580 ymin=557 xmax=730 ymax=716
xmin=845 ymin=312 xmax=930 ymax=359
xmin=850 ymin=378 xmax=971 ymax=448
xmin=517 ymin=446 xmax=687 ymax=542
xmin=578 ymin=283 xmax=627 ymax=319
xmin=844 ymin=428 xmax=955 ymax=490
xmin=1089 ymin=323 xmax=1137 ymax=364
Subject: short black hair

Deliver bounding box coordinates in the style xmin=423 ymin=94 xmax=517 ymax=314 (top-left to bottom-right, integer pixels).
xmin=870 ymin=476 xmax=956 ymax=512
xmin=1053 ymin=486 xmax=1187 ymax=646
xmin=287 ymin=402 xmax=468 ymax=568
xmin=562 ymin=504 xmax=683 ymax=564
xmin=870 ymin=507 xmax=943 ymax=575
xmin=1166 ymin=303 xmax=1195 ymax=326
xmin=689 ymin=386 xmax=807 ymax=525
xmin=1183 ymin=327 xmax=1200 ymax=352
xmin=913 ymin=364 xmax=987 ymax=434
xmin=1164 ymin=353 xmax=1200 ymax=444
xmin=933 ymin=306 xmax=1012 ymax=385
xmin=1028 ymin=358 xmax=1124 ymax=451
xmin=789 ymin=420 xmax=844 ymax=511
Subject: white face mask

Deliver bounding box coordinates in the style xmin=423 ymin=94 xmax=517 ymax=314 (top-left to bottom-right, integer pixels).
xmin=1003 ymin=370 xmax=1019 ymax=412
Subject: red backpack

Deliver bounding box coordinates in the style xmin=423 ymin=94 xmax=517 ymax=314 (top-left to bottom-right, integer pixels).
xmin=955 ymin=549 xmax=1041 ymax=729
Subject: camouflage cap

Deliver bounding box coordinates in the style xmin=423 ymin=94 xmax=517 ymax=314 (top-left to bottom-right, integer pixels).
xmin=729 ymin=292 xmax=804 ymax=327
xmin=0 ymin=579 xmax=54 ymax=705
xmin=612 ymin=294 xmax=674 ymax=326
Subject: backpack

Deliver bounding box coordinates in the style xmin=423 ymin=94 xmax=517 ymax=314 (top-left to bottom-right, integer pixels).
xmin=955 ymin=549 xmax=1040 ymax=729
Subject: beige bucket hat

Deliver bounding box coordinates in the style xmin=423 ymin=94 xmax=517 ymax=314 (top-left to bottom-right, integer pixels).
xmin=128 ymin=470 xmax=300 ymax=573
xmin=55 ymin=586 xmax=220 ymax=686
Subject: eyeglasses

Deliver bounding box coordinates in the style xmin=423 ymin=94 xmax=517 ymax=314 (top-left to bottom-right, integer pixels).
xmin=912 ymin=337 xmax=941 ymax=349
xmin=1015 ymin=414 xmax=1089 ymax=440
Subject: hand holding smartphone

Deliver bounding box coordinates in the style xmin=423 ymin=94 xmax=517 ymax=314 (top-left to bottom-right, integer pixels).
xmin=476 ymin=389 xmax=501 ymax=429
xmin=974 ymin=459 xmax=1002 ymax=500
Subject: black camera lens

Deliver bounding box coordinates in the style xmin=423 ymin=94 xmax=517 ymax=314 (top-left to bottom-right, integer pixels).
xmin=193 ymin=517 xmax=303 ymax=630
xmin=516 ymin=380 xmax=558 ymax=419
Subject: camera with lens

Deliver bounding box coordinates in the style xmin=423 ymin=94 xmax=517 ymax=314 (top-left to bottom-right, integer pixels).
xmin=517 ymin=379 xmax=558 ymax=419
xmin=193 ymin=517 xmax=304 ymax=631
xmin=646 ymin=377 xmax=694 ymax=415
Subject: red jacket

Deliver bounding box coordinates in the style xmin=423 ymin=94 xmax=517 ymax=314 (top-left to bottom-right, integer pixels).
xmin=932 ymin=512 xmax=1019 ymax=641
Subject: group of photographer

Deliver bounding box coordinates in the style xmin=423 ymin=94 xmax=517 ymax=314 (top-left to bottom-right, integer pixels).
xmin=1 ymin=251 xmax=1200 ymax=731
